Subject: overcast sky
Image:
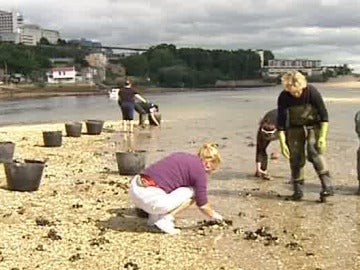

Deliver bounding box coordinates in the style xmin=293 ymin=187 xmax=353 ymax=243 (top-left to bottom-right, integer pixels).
xmin=2 ymin=0 xmax=360 ymax=71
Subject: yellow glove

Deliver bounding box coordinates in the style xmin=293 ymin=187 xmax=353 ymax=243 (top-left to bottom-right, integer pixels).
xmin=278 ymin=130 xmax=290 ymax=159
xmin=317 ymin=122 xmax=328 ymax=154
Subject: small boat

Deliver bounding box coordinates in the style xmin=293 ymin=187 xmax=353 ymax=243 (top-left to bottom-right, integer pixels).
xmin=108 ymin=88 xmax=119 ymax=100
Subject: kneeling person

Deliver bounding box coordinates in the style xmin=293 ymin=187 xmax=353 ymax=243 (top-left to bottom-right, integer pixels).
xmin=129 ymin=143 xmax=223 ymax=235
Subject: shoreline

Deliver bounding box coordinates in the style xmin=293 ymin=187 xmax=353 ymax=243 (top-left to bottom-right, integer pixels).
xmin=1 ymin=75 xmax=359 ymax=101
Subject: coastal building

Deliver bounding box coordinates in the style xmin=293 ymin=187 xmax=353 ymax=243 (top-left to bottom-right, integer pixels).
xmin=20 ymin=24 xmax=41 ymax=45
xmin=0 ymin=9 xmax=60 ymax=45
xmin=47 ymin=66 xmax=76 ymax=84
xmin=85 ymin=53 xmax=108 ymax=82
xmin=40 ymin=28 xmax=60 ymax=44
xmin=261 ymin=59 xmax=323 ymax=79
xmin=21 ymin=24 xmax=60 ymax=45
xmin=0 ymin=10 xmax=23 ymax=43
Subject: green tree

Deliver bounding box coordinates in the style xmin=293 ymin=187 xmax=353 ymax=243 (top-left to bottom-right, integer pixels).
xmin=121 ymin=53 xmax=148 ymax=77
xmin=39 ymin=37 xmax=50 ymax=45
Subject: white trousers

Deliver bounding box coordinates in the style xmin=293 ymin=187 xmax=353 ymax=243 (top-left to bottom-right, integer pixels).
xmin=129 ymin=175 xmax=194 ymax=214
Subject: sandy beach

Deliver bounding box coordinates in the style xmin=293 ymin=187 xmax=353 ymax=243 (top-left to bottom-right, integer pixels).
xmin=1 ymin=77 xmax=360 ymax=269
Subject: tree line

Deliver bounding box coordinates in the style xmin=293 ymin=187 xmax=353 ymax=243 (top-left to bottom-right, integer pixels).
xmin=119 ymin=44 xmax=274 ymax=87
xmin=0 ymin=41 xmax=353 ymax=87
xmin=0 ymin=41 xmax=89 ymax=82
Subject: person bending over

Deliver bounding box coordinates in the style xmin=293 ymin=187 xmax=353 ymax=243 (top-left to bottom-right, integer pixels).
xmin=255 ymin=109 xmax=278 ymax=180
xmin=129 ymin=143 xmax=223 ymax=235
xmin=277 ymin=71 xmax=334 ymax=201
xmin=135 ymin=101 xmax=160 ymax=127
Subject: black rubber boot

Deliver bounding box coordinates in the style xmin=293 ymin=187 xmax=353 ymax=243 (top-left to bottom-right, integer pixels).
xmin=286 ymin=180 xmax=304 ymax=201
xmin=319 ymin=172 xmax=334 ymax=198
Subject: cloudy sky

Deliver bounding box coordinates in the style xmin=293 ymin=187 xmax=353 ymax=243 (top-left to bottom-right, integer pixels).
xmin=2 ymin=0 xmax=360 ymax=71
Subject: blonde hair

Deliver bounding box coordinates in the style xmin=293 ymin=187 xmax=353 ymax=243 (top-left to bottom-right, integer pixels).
xmin=197 ymin=142 xmax=221 ymax=165
xmin=281 ymin=71 xmax=307 ymax=92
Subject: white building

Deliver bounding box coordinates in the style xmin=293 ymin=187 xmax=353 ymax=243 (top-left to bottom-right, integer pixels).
xmin=0 ymin=10 xmax=23 ymax=43
xmin=21 ymin=24 xmax=60 ymax=45
xmin=47 ymin=66 xmax=76 ymax=84
xmin=262 ymin=59 xmax=323 ymax=79
xmin=41 ymin=28 xmax=60 ymax=44
xmin=0 ymin=9 xmax=60 ymax=45
xmin=21 ymin=24 xmax=41 ymax=45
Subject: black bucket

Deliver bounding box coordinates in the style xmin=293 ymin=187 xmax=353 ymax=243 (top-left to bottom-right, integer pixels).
xmin=86 ymin=120 xmax=104 ymax=135
xmin=116 ymin=150 xmax=146 ymax=175
xmin=0 ymin=141 xmax=15 ymax=163
xmin=65 ymin=122 xmax=82 ymax=137
xmin=43 ymin=131 xmax=62 ymax=147
xmin=4 ymin=159 xmax=45 ymax=191
xmin=149 ymin=113 xmax=161 ymax=126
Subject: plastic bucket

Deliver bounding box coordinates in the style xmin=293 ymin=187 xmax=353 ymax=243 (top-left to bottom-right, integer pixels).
xmin=5 ymin=159 xmax=45 ymax=191
xmin=65 ymin=122 xmax=82 ymax=137
xmin=43 ymin=131 xmax=62 ymax=147
xmin=116 ymin=150 xmax=146 ymax=175
xmin=0 ymin=141 xmax=15 ymax=163
xmin=86 ymin=120 xmax=104 ymax=135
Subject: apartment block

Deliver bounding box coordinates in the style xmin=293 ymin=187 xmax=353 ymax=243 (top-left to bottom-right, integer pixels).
xmin=0 ymin=9 xmax=60 ymax=45
xmin=262 ymin=59 xmax=323 ymax=79
xmin=21 ymin=24 xmax=41 ymax=45
xmin=20 ymin=24 xmax=60 ymax=45
xmin=0 ymin=10 xmax=23 ymax=43
xmin=41 ymin=28 xmax=60 ymax=44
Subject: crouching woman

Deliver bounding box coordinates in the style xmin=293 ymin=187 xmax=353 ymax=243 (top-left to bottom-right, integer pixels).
xmin=129 ymin=143 xmax=223 ymax=235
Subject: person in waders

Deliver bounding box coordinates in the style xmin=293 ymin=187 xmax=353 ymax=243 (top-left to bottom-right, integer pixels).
xmin=255 ymin=109 xmax=278 ymax=180
xmin=277 ymin=71 xmax=334 ymax=201
xmin=355 ymin=111 xmax=360 ymax=194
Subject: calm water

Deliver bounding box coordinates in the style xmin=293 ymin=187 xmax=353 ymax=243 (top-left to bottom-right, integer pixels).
xmin=0 ymin=85 xmax=359 ymax=135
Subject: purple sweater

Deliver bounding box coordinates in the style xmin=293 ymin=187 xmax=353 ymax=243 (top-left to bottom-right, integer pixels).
xmin=141 ymin=152 xmax=208 ymax=207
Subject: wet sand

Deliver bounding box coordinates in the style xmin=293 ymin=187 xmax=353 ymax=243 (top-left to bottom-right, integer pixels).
xmin=0 ymin=84 xmax=105 ymax=101
xmin=0 ymin=81 xmax=360 ymax=269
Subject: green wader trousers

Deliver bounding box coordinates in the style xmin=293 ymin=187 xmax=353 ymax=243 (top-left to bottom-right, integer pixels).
xmin=286 ymin=126 xmax=328 ymax=181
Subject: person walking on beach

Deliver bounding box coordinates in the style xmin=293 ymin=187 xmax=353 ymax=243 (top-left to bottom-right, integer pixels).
xmin=277 ymin=71 xmax=334 ymax=201
xmin=355 ymin=111 xmax=360 ymax=194
xmin=129 ymin=143 xmax=223 ymax=235
xmin=119 ymin=80 xmax=146 ymax=133
xmin=255 ymin=109 xmax=278 ymax=180
xmin=134 ymin=101 xmax=161 ymax=127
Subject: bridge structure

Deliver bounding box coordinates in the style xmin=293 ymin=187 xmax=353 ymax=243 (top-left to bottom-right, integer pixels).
xmin=99 ymin=45 xmax=148 ymax=52
xmin=38 ymin=43 xmax=148 ymax=52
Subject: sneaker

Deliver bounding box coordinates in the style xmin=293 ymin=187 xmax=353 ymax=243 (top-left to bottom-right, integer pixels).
xmin=255 ymin=171 xmax=272 ymax=180
xmin=147 ymin=214 xmax=161 ymax=226
xmin=154 ymin=215 xmax=180 ymax=235
xmin=147 ymin=214 xmax=175 ymax=226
